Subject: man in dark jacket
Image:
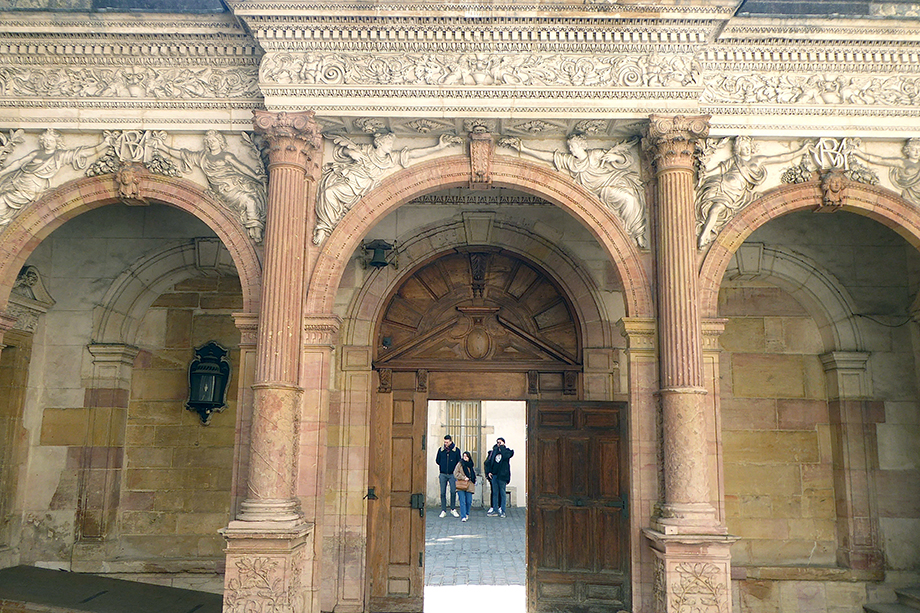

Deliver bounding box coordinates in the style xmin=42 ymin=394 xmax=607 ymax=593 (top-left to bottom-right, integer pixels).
xmin=435 ymin=434 xmax=461 ymax=517
xmin=486 ymin=437 xmax=514 ymax=517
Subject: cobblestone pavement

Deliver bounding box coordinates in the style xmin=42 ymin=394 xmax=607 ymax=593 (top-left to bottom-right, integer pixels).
xmin=424 ymin=505 xmax=525 ymax=587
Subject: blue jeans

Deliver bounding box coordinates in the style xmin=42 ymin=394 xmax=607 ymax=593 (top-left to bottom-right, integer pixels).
xmin=439 ymin=473 xmax=456 ymax=512
xmin=494 ymin=478 xmax=508 ymax=514
xmin=458 ymin=490 xmax=472 ymax=519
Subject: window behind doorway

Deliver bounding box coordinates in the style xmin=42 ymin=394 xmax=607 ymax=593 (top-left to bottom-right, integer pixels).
xmin=447 ymin=400 xmax=481 ymax=464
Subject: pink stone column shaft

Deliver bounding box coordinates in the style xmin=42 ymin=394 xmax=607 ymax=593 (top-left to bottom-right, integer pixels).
xmin=239 ymin=110 xmax=323 ymax=523
xmin=645 ymin=115 xmax=720 ymax=531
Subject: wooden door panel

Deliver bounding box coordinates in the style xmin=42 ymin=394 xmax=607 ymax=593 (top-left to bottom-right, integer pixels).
xmin=368 ymin=388 xmax=426 ymax=613
xmin=528 ymin=401 xmax=629 ymax=613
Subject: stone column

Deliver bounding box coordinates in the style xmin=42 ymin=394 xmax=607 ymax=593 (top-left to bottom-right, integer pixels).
xmin=643 ymin=116 xmax=736 ymax=613
xmin=222 ymin=111 xmax=322 ymax=613
xmin=644 ymin=114 xmax=720 ymax=533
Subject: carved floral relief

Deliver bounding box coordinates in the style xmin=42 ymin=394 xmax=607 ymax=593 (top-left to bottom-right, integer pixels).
xmin=702 ymin=73 xmax=920 ymax=107
xmin=261 ymin=51 xmax=699 ymax=90
xmin=0 ymin=66 xmax=260 ymax=100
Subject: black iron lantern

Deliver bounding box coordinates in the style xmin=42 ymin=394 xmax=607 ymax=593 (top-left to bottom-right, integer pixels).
xmin=363 ymin=239 xmax=394 ymax=268
xmin=187 ymin=341 xmax=231 ymax=425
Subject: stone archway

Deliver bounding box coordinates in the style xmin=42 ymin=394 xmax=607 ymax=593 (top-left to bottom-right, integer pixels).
xmin=699 ymin=179 xmax=920 ymax=319
xmin=363 ymin=246 xmax=630 ymax=613
xmin=305 ymin=155 xmax=653 ymax=319
xmin=0 ymin=173 xmax=262 ymax=317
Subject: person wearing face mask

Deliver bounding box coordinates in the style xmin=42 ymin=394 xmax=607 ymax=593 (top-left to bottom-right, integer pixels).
xmin=485 ymin=437 xmax=514 ymax=518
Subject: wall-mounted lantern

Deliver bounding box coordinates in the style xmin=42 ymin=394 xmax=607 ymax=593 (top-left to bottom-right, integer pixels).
xmin=187 ymin=341 xmax=231 ymax=425
xmin=362 ymin=239 xmax=396 ymax=269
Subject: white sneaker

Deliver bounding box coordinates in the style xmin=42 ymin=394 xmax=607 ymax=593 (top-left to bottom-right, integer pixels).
xmin=450 ymin=509 xmax=460 ymax=517
xmin=461 ymin=517 xmax=468 ymax=522
xmin=439 ymin=511 xmax=447 ymax=518
xmin=487 ymin=508 xmax=494 ymax=514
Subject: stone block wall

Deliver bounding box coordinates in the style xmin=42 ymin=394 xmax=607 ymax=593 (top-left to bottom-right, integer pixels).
xmin=115 ymin=274 xmax=240 ymax=583
xmin=718 ymin=283 xmax=837 ymax=567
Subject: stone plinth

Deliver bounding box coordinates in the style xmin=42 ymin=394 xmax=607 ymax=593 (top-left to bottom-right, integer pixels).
xmin=222 ymin=522 xmax=314 ymax=613
xmin=645 ymin=529 xmax=739 ymax=613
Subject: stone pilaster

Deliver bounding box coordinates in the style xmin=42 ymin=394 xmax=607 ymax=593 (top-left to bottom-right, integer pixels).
xmin=230 ymin=312 xmax=259 ymax=517
xmin=645 ymin=114 xmax=720 ymax=533
xmin=299 ymin=313 xmax=341 ymax=613
xmin=821 ymin=351 xmax=884 ymax=570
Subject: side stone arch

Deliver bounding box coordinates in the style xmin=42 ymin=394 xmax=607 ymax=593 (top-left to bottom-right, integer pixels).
xmin=723 ymin=243 xmax=864 ymax=353
xmin=93 ymin=238 xmax=239 ymax=346
xmin=0 ymin=172 xmax=262 ymax=316
xmin=700 ymin=180 xmax=920 ymax=320
xmin=306 ymin=155 xmax=653 ymax=319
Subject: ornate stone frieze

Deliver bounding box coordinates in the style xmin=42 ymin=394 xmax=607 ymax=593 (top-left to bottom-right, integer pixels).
xmin=499 ymin=133 xmax=648 ymax=248
xmin=702 ymin=73 xmax=920 ymax=107
xmin=0 ymin=66 xmax=260 ymax=101
xmin=407 ymin=192 xmax=551 ymax=206
xmin=260 ymin=51 xmax=700 ymax=90
xmin=313 ymin=130 xmax=461 ymax=244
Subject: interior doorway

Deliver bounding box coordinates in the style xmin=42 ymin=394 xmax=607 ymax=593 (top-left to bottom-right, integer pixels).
xmin=424 ymin=400 xmax=528 ymax=613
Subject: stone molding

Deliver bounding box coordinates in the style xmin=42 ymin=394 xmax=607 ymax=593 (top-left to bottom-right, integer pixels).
xmin=820 ymin=351 xmax=871 ymax=399
xmin=303 ymin=313 xmax=342 ymax=347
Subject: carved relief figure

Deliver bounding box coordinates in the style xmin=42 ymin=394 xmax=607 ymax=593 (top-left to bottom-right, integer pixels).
xmin=696 ymin=136 xmax=809 ymax=248
xmin=154 ymin=130 xmax=267 ymax=242
xmin=0 ymin=128 xmax=112 ymax=227
xmin=501 ymin=133 xmax=648 ymax=248
xmin=313 ymin=132 xmax=461 ymax=245
xmin=852 ymin=138 xmax=920 ymax=203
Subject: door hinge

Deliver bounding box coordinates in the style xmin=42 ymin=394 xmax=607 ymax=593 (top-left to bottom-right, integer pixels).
xmin=419 ymin=551 xmax=423 ymax=568
xmin=421 ymin=436 xmax=426 ymax=451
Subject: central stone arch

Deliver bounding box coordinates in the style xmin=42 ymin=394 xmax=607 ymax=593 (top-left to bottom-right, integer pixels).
xmin=305 ymin=155 xmax=653 ymax=319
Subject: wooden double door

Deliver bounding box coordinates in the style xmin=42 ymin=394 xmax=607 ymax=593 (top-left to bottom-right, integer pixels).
xmin=366 ymin=389 xmax=629 ymax=613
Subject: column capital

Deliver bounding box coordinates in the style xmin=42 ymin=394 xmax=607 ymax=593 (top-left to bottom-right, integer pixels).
xmin=644 ymin=114 xmax=710 ymax=172
xmin=253 ymin=110 xmax=323 ymax=173
xmin=233 ymin=312 xmax=260 ymax=347
xmin=617 ymin=317 xmax=657 ymax=352
xmin=303 ymin=313 xmax=342 ymax=347
xmin=0 ymin=311 xmax=18 ymax=334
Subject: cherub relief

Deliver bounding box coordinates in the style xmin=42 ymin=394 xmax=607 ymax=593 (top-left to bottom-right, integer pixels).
xmin=852 ymin=138 xmax=920 ymax=204
xmin=500 ymin=132 xmax=648 ymax=249
xmin=695 ymin=136 xmax=810 ymax=249
xmin=313 ymin=132 xmax=461 ymax=245
xmin=0 ymin=128 xmax=112 ymax=227
xmin=154 ymin=130 xmax=267 ymax=242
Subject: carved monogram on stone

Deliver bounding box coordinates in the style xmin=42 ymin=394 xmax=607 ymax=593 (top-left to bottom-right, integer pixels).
xmin=261 ymin=51 xmax=699 ymax=89
xmin=0 ymin=66 xmax=260 ymax=100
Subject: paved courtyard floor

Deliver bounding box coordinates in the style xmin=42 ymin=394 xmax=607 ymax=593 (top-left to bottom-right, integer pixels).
xmin=424 ymin=504 xmax=526 ymax=612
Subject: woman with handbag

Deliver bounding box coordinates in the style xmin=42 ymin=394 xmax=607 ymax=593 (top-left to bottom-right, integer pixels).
xmin=453 ymin=451 xmax=476 ymax=522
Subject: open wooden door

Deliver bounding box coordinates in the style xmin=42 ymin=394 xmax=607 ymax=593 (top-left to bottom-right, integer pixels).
xmin=367 ymin=373 xmax=427 ymax=612
xmin=528 ymin=400 xmax=629 ymax=613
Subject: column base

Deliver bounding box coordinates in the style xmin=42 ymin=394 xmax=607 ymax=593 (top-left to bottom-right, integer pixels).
xmin=221 ymin=522 xmax=315 ymax=613
xmin=653 ymin=502 xmax=726 ymax=535
xmin=644 ymin=529 xmax=740 ymax=613
xmin=837 ymin=546 xmax=885 ymax=571
xmin=235 ymin=498 xmax=303 ymax=525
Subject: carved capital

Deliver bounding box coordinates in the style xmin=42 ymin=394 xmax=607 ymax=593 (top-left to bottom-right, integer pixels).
xmin=233 ymin=312 xmax=260 ymax=347
xmin=377 ymin=368 xmax=392 ymax=394
xmin=253 ymin=110 xmax=323 ymax=173
xmin=644 ymin=115 xmax=710 ymax=172
xmin=302 ymin=313 xmax=342 ymax=347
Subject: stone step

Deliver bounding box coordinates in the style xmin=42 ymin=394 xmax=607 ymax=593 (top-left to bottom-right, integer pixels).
xmin=0 ymin=566 xmax=222 ymax=613
xmin=897 ymin=588 xmax=920 ymax=610
xmin=865 ymin=603 xmax=917 ymax=613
